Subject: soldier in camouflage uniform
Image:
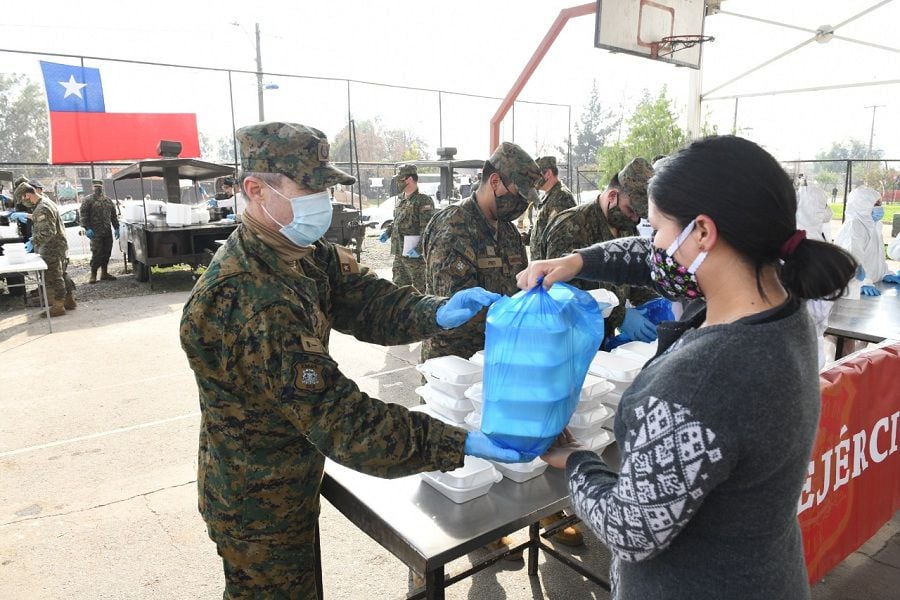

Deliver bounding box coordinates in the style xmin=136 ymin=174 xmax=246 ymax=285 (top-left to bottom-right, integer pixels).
xmin=179 ymin=121 xmax=526 ymax=599
xmin=385 ymin=163 xmax=434 ymax=290
xmin=529 ymin=156 xmax=576 ymax=260
xmin=22 ymin=184 xmax=76 ymax=316
xmin=80 ymin=180 xmax=120 ymax=284
xmin=421 ymin=142 xmax=542 ymax=362
xmin=540 ymin=157 xmax=658 ymax=343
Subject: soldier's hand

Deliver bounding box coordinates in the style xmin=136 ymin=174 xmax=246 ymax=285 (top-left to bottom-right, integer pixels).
xmin=516 ymin=253 xmax=584 ymax=290
xmin=9 ymin=212 xmax=29 ymax=224
xmin=378 ymin=231 xmax=389 ymax=243
xmin=24 ymin=239 xmax=33 ymax=253
xmin=436 ymin=287 xmax=501 ymax=328
xmin=464 ymin=431 xmax=537 ymax=463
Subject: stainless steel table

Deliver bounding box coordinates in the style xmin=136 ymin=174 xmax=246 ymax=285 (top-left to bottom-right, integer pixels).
xmin=321 ymin=445 xmax=619 ymax=600
xmin=826 ymin=282 xmax=900 ymax=357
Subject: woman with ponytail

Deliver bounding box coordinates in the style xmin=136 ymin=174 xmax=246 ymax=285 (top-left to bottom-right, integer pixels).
xmin=517 ymin=136 xmax=857 ymax=600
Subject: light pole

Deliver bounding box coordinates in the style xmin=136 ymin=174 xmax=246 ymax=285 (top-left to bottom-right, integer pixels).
xmin=864 ymin=104 xmax=885 ymax=182
xmin=231 ymin=21 xmax=266 ymax=122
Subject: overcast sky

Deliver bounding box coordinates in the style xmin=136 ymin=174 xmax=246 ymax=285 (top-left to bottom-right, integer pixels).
xmin=1 ymin=0 xmax=898 ymax=162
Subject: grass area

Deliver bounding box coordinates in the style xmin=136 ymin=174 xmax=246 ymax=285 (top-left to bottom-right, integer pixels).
xmin=830 ymin=202 xmax=900 ymax=224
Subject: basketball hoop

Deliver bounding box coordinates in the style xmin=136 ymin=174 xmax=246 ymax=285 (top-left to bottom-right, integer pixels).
xmin=650 ymin=35 xmax=714 ymax=59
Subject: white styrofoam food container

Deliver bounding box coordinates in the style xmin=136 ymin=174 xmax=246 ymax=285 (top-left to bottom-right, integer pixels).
xmin=568 ymin=404 xmax=613 ymax=429
xmin=469 ymin=350 xmax=485 ymax=366
xmin=613 ymin=340 xmax=658 ymax=360
xmin=415 ymin=385 xmax=473 ymax=424
xmin=588 ymin=351 xmax=643 ymax=382
xmin=602 ymin=391 xmax=622 ymax=408
xmin=581 ymin=429 xmax=614 ymax=451
xmin=417 ymin=355 xmax=482 ymax=385
xmin=463 ymin=410 xmax=481 ymax=431
xmin=492 ymin=457 xmax=548 ymax=483
xmin=423 ymin=455 xmax=498 ymax=489
xmin=421 ymin=372 xmax=471 ymax=399
xmin=464 ymin=382 xmax=483 ymax=412
xmin=586 ymin=288 xmax=620 ymax=318
xmin=581 ymin=374 xmax=615 ymax=401
xmin=568 ymin=419 xmax=608 ymax=440
xmin=420 ymin=469 xmax=501 ymax=503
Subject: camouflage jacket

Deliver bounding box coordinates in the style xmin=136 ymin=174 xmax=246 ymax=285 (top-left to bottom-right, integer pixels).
xmin=529 ymin=181 xmax=576 ymax=260
xmin=422 ymin=195 xmax=527 ymax=360
xmin=180 ymin=226 xmax=466 ymax=545
xmin=80 ymin=192 xmax=119 ymax=236
xmin=542 ymin=201 xmax=657 ymax=338
xmin=31 ymin=196 xmax=68 ymax=257
xmin=389 ymin=189 xmax=434 ymax=258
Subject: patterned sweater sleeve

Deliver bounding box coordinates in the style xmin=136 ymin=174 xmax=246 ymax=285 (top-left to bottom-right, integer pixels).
xmin=576 ymin=235 xmax=661 ymax=291
xmin=564 ymin=395 xmax=733 ymax=562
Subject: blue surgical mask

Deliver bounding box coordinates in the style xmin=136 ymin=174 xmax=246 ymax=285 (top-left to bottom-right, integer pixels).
xmin=872 ymin=206 xmax=884 ymax=222
xmin=261 ymin=185 xmax=333 ymax=247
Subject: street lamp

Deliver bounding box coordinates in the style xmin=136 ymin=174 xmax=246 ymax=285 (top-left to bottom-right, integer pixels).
xmin=231 ymin=21 xmax=266 ymax=121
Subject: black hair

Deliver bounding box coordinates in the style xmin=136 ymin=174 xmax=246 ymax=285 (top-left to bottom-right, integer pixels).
xmin=408 ymin=173 xmax=419 ymax=183
xmin=545 ymin=165 xmax=559 ymax=177
xmin=606 ymin=172 xmax=621 ymax=191
xmin=649 ymin=135 xmax=857 ymax=301
xmin=480 ymin=160 xmax=498 ymax=185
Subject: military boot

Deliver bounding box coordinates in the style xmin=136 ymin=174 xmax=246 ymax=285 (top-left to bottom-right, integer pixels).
xmin=100 ymin=266 xmax=117 ymax=281
xmin=540 ymin=512 xmax=584 ymax=547
xmin=40 ymin=298 xmax=67 ymax=318
xmin=89 ymin=268 xmax=98 ymax=284
xmin=64 ymin=291 xmax=77 ymax=310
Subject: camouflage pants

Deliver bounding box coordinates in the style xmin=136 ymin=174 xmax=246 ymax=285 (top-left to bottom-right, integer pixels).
xmin=41 ymin=250 xmax=75 ymax=301
xmin=89 ymin=234 xmax=114 ymax=269
xmin=214 ymin=533 xmax=319 ymax=600
xmin=392 ymin=256 xmax=425 ymax=291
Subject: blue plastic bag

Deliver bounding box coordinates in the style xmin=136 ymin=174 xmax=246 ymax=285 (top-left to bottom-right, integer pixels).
xmin=606 ymin=297 xmax=675 ymax=350
xmin=481 ymin=282 xmax=605 ymax=455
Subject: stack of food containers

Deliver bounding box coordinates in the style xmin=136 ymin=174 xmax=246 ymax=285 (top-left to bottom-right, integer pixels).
xmin=611 ymin=340 xmax=658 ymax=366
xmin=2 ymin=243 xmax=28 ymax=264
xmin=410 ymin=404 xmax=502 ymax=503
xmin=415 ymin=356 xmax=482 ymax=425
xmin=587 ymin=351 xmax=644 ymax=441
xmin=566 ymin=373 xmax=616 ymax=451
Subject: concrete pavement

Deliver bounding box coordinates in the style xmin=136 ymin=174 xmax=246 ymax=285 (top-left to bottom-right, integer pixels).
xmin=0 ymin=284 xmax=897 ymax=599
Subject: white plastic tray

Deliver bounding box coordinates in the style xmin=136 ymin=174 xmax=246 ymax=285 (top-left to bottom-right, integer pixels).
xmin=588 ymin=351 xmax=643 ymax=382
xmin=417 ymin=355 xmax=483 ymax=385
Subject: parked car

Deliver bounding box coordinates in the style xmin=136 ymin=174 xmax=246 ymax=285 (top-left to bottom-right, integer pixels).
xmin=363 ymin=196 xmax=397 ymax=230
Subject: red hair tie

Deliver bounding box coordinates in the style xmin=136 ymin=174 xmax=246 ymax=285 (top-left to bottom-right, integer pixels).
xmin=779 ymin=230 xmax=806 ymax=259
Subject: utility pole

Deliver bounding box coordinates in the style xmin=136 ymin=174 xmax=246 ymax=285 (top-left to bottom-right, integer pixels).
xmin=255 ymin=23 xmax=265 ymax=122
xmin=864 ymin=104 xmax=885 ymax=181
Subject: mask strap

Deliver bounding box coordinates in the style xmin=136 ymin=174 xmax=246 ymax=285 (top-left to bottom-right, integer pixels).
xmin=666 ymin=219 xmax=697 ymax=255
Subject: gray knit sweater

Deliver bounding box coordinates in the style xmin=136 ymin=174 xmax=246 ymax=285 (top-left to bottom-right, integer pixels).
xmin=569 ymin=237 xmax=819 ymax=600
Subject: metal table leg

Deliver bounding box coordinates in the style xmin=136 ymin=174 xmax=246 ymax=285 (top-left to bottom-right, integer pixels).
xmin=425 ymin=566 xmax=445 ymax=600
xmin=38 ymin=270 xmax=52 ymax=333
xmin=527 ymin=522 xmax=540 ymax=575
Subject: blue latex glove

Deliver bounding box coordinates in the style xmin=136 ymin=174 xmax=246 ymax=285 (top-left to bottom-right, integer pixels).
xmin=24 ymin=239 xmax=33 ymax=253
xmin=378 ymin=231 xmax=389 ymax=243
xmin=85 ymin=228 xmax=94 ymax=240
xmin=207 ymin=199 xmax=218 ymax=208
xmin=861 ymin=285 xmax=881 ymax=297
xmin=464 ymin=431 xmax=536 ymax=463
xmin=405 ymin=248 xmax=420 ymax=258
xmin=883 ymin=271 xmax=900 ymax=285
xmin=114 ymin=228 xmax=120 ymax=240
xmin=436 ymin=287 xmax=502 ymax=328
xmin=621 ymin=307 xmax=657 ymax=342
xmin=9 ymin=211 xmax=28 ymax=224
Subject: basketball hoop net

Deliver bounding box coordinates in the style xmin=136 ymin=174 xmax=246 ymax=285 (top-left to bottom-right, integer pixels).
xmin=650 ymin=35 xmax=714 ymax=59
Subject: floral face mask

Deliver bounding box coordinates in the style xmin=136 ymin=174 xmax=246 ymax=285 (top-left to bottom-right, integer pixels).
xmin=649 ymin=219 xmax=708 ymax=301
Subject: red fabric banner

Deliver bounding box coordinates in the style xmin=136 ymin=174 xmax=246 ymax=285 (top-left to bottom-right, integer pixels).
xmin=799 ymin=342 xmax=900 ymax=583
xmin=48 ymin=112 xmax=201 ymax=163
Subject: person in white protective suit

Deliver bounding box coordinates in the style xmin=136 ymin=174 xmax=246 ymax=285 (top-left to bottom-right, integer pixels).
xmin=796 ymin=182 xmax=833 ymax=242
xmin=834 ymin=186 xmax=894 ymax=296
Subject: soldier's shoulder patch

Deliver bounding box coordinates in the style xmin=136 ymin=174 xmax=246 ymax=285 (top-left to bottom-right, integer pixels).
xmin=295 ymin=363 xmax=326 ymax=391
xmin=300 ymin=335 xmax=325 ymax=354
xmin=453 ymin=257 xmax=468 ymax=273
xmin=36 ymin=214 xmax=47 ymax=222
xmin=334 ymin=245 xmax=359 ymax=274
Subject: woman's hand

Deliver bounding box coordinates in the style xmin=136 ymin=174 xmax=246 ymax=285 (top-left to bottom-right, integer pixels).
xmin=540 ymin=429 xmax=583 ymax=469
xmin=516 ymin=253 xmax=584 ymax=290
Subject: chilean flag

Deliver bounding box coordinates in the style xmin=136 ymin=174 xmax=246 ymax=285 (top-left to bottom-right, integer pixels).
xmin=40 ymin=61 xmax=201 ymax=163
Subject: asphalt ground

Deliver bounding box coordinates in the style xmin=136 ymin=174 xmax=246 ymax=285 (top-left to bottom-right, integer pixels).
xmin=0 ymin=231 xmax=897 ymax=599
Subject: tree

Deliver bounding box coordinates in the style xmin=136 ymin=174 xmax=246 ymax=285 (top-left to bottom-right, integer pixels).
xmin=200 ymin=132 xmax=237 ymax=164
xmin=813 ymin=138 xmax=887 ymax=190
xmin=0 ymin=74 xmax=49 ymax=163
xmin=565 ymin=80 xmax=619 ymax=171
xmin=597 ymin=87 xmax=686 ymax=178
xmin=331 ymin=118 xmax=429 ymax=163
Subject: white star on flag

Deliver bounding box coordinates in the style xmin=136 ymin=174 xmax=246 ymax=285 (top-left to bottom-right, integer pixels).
xmin=59 ymin=74 xmax=88 ymax=99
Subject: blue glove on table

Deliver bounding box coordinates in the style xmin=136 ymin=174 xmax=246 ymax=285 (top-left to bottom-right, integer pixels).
xmin=861 ymin=284 xmax=881 ymax=297
xmin=883 ymin=271 xmax=900 ymax=285
xmin=621 ymin=307 xmax=657 ymax=342
xmin=464 ymin=431 xmax=536 ymax=463
xmin=9 ymin=212 xmax=28 ymax=224
xmin=24 ymin=239 xmax=33 ymax=253
xmin=405 ymin=248 xmax=420 ymax=258
xmin=114 ymin=228 xmax=120 ymax=240
xmin=378 ymin=231 xmax=389 ymax=243
xmin=436 ymin=287 xmax=502 ymax=328
xmin=85 ymin=228 xmax=94 ymax=240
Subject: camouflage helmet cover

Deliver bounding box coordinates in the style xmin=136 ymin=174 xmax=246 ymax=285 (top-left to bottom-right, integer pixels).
xmin=617 ymin=157 xmax=653 ymax=218
xmin=487 ymin=142 xmax=542 ymax=199
xmin=236 ymin=121 xmax=355 ymax=191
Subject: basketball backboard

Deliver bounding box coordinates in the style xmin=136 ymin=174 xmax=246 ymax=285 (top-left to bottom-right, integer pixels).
xmin=594 ymin=0 xmax=708 ymax=69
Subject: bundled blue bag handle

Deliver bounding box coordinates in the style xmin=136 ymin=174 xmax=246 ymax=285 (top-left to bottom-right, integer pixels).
xmin=481 ymin=282 xmax=605 ymax=455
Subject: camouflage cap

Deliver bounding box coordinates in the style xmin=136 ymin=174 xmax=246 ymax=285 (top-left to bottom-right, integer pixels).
xmin=617 ymin=157 xmax=653 ymax=218
xmin=535 ymin=156 xmax=557 ymax=171
xmin=14 ymin=176 xmax=28 ymax=188
xmin=28 ymin=179 xmax=44 ymax=189
xmin=395 ymin=164 xmax=418 ymax=178
xmin=236 ymin=121 xmax=355 ymax=191
xmin=91 ymin=179 xmax=104 ymax=185
xmin=487 ymin=142 xmax=542 ymax=199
